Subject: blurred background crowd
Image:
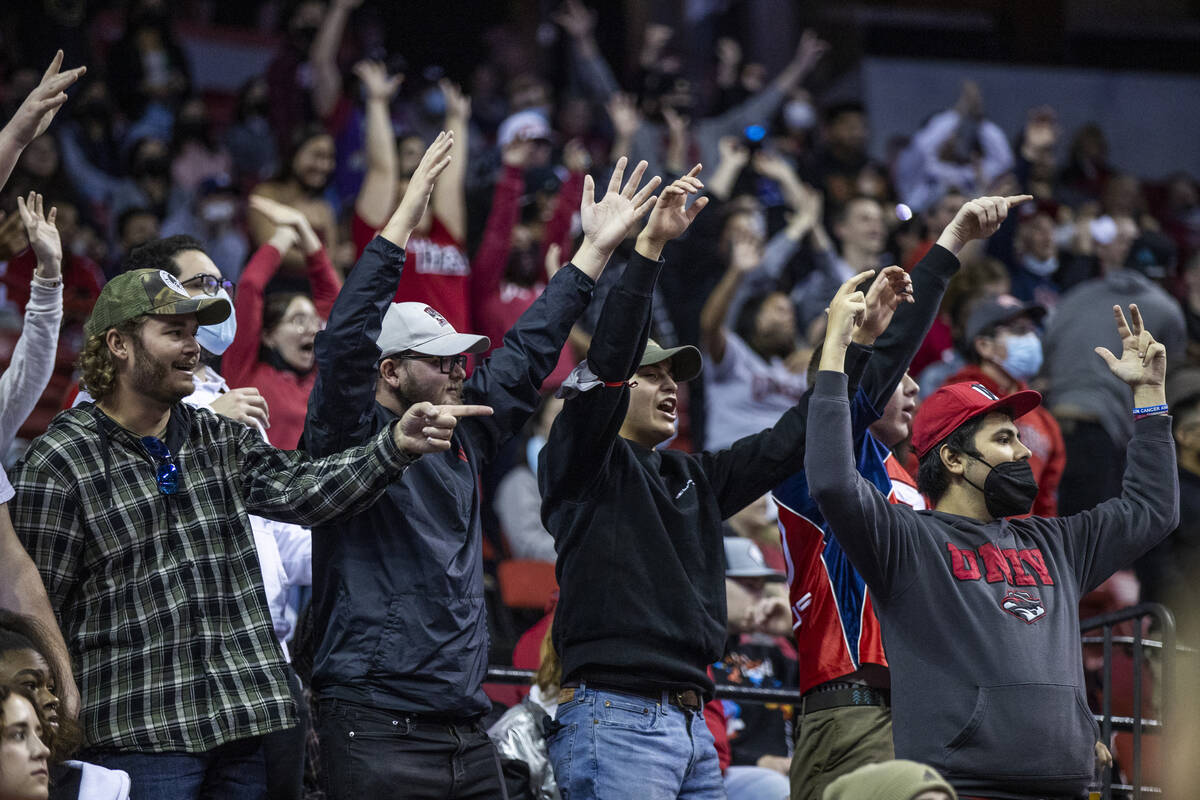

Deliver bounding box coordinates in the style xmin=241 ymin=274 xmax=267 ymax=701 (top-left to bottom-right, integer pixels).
xmin=1 ymin=0 xmax=1199 ymax=796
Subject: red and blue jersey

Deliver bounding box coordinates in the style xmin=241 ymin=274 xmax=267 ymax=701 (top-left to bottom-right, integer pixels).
xmin=774 ymin=389 xmax=926 ymax=693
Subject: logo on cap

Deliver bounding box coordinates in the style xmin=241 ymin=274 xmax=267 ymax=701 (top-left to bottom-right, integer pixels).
xmin=423 ymin=306 xmax=449 ymax=327
xmin=970 ymin=384 xmax=999 ymax=401
xmin=160 ymin=270 xmax=189 ymax=298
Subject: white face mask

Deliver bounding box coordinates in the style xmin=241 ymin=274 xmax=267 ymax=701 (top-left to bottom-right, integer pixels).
xmin=784 ymin=100 xmax=816 ymax=131
xmin=200 ymin=199 xmax=236 ymax=225
xmin=195 ymin=287 xmax=237 ymax=355
xmin=1021 ymin=253 xmax=1058 ymax=277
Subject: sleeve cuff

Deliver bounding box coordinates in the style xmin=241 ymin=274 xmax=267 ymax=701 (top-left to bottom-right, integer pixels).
xmin=554 ymin=263 xmax=597 ymax=293
xmin=622 ymin=252 xmax=665 ymax=297
xmin=1134 ymin=413 xmax=1174 ymax=440
xmin=369 ymin=234 xmax=407 ymax=264
xmin=27 ymin=277 xmax=63 ymax=311
xmin=814 ymin=370 xmax=851 ymax=399
xmin=378 ymin=422 xmax=420 ymax=472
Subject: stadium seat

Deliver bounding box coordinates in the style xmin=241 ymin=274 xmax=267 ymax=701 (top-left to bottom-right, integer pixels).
xmin=497 ymin=559 xmax=558 ymax=610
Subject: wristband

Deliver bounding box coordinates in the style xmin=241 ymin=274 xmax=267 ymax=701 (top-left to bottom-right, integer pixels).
xmin=1133 ymin=404 xmax=1168 ymax=418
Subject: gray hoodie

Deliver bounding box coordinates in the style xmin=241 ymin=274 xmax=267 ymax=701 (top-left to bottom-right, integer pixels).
xmin=806 ymin=370 xmax=1179 ymax=798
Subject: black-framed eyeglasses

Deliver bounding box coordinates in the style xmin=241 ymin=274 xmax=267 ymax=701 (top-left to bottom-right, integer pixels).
xmin=142 ymin=436 xmax=180 ymax=495
xmin=395 ymin=354 xmax=469 ymax=374
xmin=179 ymin=274 xmax=235 ymax=297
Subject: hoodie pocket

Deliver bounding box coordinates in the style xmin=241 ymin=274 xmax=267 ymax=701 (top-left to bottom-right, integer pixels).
xmin=943 ymin=683 xmax=1098 ymax=780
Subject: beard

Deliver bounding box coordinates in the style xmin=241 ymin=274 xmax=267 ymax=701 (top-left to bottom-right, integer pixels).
xmin=129 ymin=338 xmax=193 ymax=405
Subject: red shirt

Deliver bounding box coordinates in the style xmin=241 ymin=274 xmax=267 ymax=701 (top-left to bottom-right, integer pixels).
xmin=352 ymin=212 xmax=471 ymax=333
xmin=222 ymin=243 xmax=341 ymax=450
xmin=470 ymin=165 xmax=583 ymax=393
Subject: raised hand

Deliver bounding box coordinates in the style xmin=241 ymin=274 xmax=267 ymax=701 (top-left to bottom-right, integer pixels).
xmin=717 ymin=136 xmax=751 ymax=171
xmin=383 ymin=131 xmax=454 ymax=245
xmin=605 ymin=93 xmax=642 ymax=141
xmin=753 ymin=150 xmax=799 ymax=184
xmin=581 ymin=156 xmax=661 ymax=255
xmin=249 ymin=195 xmax=321 ymax=255
xmin=353 ymin=60 xmax=403 ymax=102
xmin=639 ymin=164 xmax=707 ymax=252
xmin=4 ymin=51 xmax=86 ymax=148
xmin=791 ymin=29 xmax=830 ymax=76
xmin=553 ymin=0 xmax=597 ymax=40
xmin=823 ymin=269 xmax=875 ymax=352
xmin=936 ymin=194 xmax=1033 ymax=255
xmin=1094 ymin=304 xmax=1167 ymax=389
xmin=544 ymin=242 xmax=563 ymax=279
xmin=249 ymin=195 xmax=309 ymax=229
xmin=16 ymin=192 xmax=61 ymax=279
xmin=210 ymin=387 xmax=271 ymax=430
xmin=854 ymin=265 xmax=914 ymax=344
xmin=563 ymin=139 xmax=592 ymax=173
xmin=439 ymin=79 xmax=471 ymax=121
xmin=729 ymin=234 xmax=762 ymax=275
xmin=394 ymin=402 xmax=494 ymax=455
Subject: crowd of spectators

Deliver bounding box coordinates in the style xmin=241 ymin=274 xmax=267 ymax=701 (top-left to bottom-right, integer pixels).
xmin=0 ymin=1 xmax=1199 ymax=798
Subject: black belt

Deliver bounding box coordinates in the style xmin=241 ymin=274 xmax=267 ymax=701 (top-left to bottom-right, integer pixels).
xmin=800 ymin=684 xmax=890 ymax=714
xmin=562 ymin=681 xmax=704 ymax=711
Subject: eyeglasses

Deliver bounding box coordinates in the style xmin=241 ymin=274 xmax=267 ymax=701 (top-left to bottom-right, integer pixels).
xmin=395 ymin=354 xmax=469 ymax=374
xmin=283 ymin=314 xmax=325 ymax=332
xmin=180 ymin=274 xmax=235 ymax=297
xmin=142 ymin=436 xmax=180 ymax=495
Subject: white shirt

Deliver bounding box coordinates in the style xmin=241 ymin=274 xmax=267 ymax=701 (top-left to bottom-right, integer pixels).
xmin=704 ymin=332 xmax=807 ymax=451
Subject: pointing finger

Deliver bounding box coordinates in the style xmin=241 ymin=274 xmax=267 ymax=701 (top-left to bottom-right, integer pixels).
xmin=1003 ymin=194 xmax=1034 ymax=207
xmin=437 ymin=404 xmax=495 ymax=418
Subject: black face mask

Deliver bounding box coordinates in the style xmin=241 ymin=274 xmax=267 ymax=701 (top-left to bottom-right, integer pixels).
xmin=965 ymin=456 xmax=1039 ymax=518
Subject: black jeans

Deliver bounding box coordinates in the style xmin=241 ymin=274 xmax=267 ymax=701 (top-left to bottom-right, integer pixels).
xmin=262 ymin=665 xmax=309 ymax=800
xmin=316 ymin=697 xmax=509 ymax=800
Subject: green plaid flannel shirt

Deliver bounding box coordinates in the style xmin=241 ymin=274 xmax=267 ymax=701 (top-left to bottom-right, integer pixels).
xmin=11 ymin=401 xmax=412 ymax=752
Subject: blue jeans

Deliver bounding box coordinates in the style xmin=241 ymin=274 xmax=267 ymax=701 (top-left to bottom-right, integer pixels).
xmin=547 ymin=683 xmax=726 ymax=800
xmin=83 ymin=736 xmax=266 ymax=800
xmin=724 ymin=765 xmax=789 ymax=800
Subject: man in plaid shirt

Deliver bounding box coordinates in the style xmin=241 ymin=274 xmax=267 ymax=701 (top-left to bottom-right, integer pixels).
xmin=10 ymin=264 xmax=488 ymax=797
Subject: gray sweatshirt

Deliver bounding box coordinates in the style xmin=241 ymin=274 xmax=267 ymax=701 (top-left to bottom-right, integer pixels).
xmin=806 ymin=370 xmax=1179 ymax=799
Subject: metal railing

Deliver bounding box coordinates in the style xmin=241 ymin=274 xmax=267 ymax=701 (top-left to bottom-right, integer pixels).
xmin=487 ymin=603 xmax=1183 ymax=799
xmin=1079 ymin=602 xmax=1176 ymax=800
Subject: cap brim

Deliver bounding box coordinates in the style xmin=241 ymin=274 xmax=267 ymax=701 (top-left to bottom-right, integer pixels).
xmin=402 ymin=331 xmax=491 ymax=358
xmin=641 ymin=344 xmax=703 ymax=382
xmin=150 ymin=295 xmax=231 ymax=326
xmin=992 ymin=388 xmax=1042 ymax=421
xmin=726 ymin=567 xmax=787 ymax=581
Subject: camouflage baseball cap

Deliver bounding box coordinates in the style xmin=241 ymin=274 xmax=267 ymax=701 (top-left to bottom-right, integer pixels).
xmin=84 ymin=269 xmax=231 ymax=337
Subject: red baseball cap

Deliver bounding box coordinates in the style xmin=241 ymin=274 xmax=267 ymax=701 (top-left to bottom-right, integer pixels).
xmin=911 ymin=382 xmax=1042 ymax=459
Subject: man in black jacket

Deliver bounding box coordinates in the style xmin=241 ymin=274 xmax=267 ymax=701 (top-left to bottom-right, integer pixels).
xmin=303 ymin=135 xmax=662 ymax=799
xmin=537 ymin=161 xmax=914 ymax=797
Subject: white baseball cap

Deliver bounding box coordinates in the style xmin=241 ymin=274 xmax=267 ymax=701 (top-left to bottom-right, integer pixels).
xmin=497 ymin=109 xmax=552 ymax=148
xmin=724 ymin=537 xmax=785 ymax=581
xmin=376 ymin=302 xmax=490 ymax=359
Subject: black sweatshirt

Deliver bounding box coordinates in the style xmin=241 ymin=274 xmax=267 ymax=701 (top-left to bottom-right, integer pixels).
xmin=807 ymin=370 xmax=1180 ymax=799
xmin=539 ymin=251 xmax=872 ymax=698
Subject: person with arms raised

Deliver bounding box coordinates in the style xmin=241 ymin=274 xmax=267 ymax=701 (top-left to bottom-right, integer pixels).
xmin=805 ymin=289 xmax=1178 ymax=799
xmin=305 ymin=135 xmax=661 ymax=798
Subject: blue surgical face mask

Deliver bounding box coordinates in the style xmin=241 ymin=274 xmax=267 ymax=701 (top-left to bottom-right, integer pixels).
xmin=1021 ymin=253 xmax=1058 ymax=277
xmin=1000 ymin=331 xmax=1043 ymax=381
xmin=195 ymin=288 xmax=237 ymax=355
xmin=526 ymin=435 xmax=546 ymax=474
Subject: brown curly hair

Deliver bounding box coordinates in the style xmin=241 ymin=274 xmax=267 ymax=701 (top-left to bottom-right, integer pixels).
xmin=77 ymin=317 xmax=145 ymax=402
